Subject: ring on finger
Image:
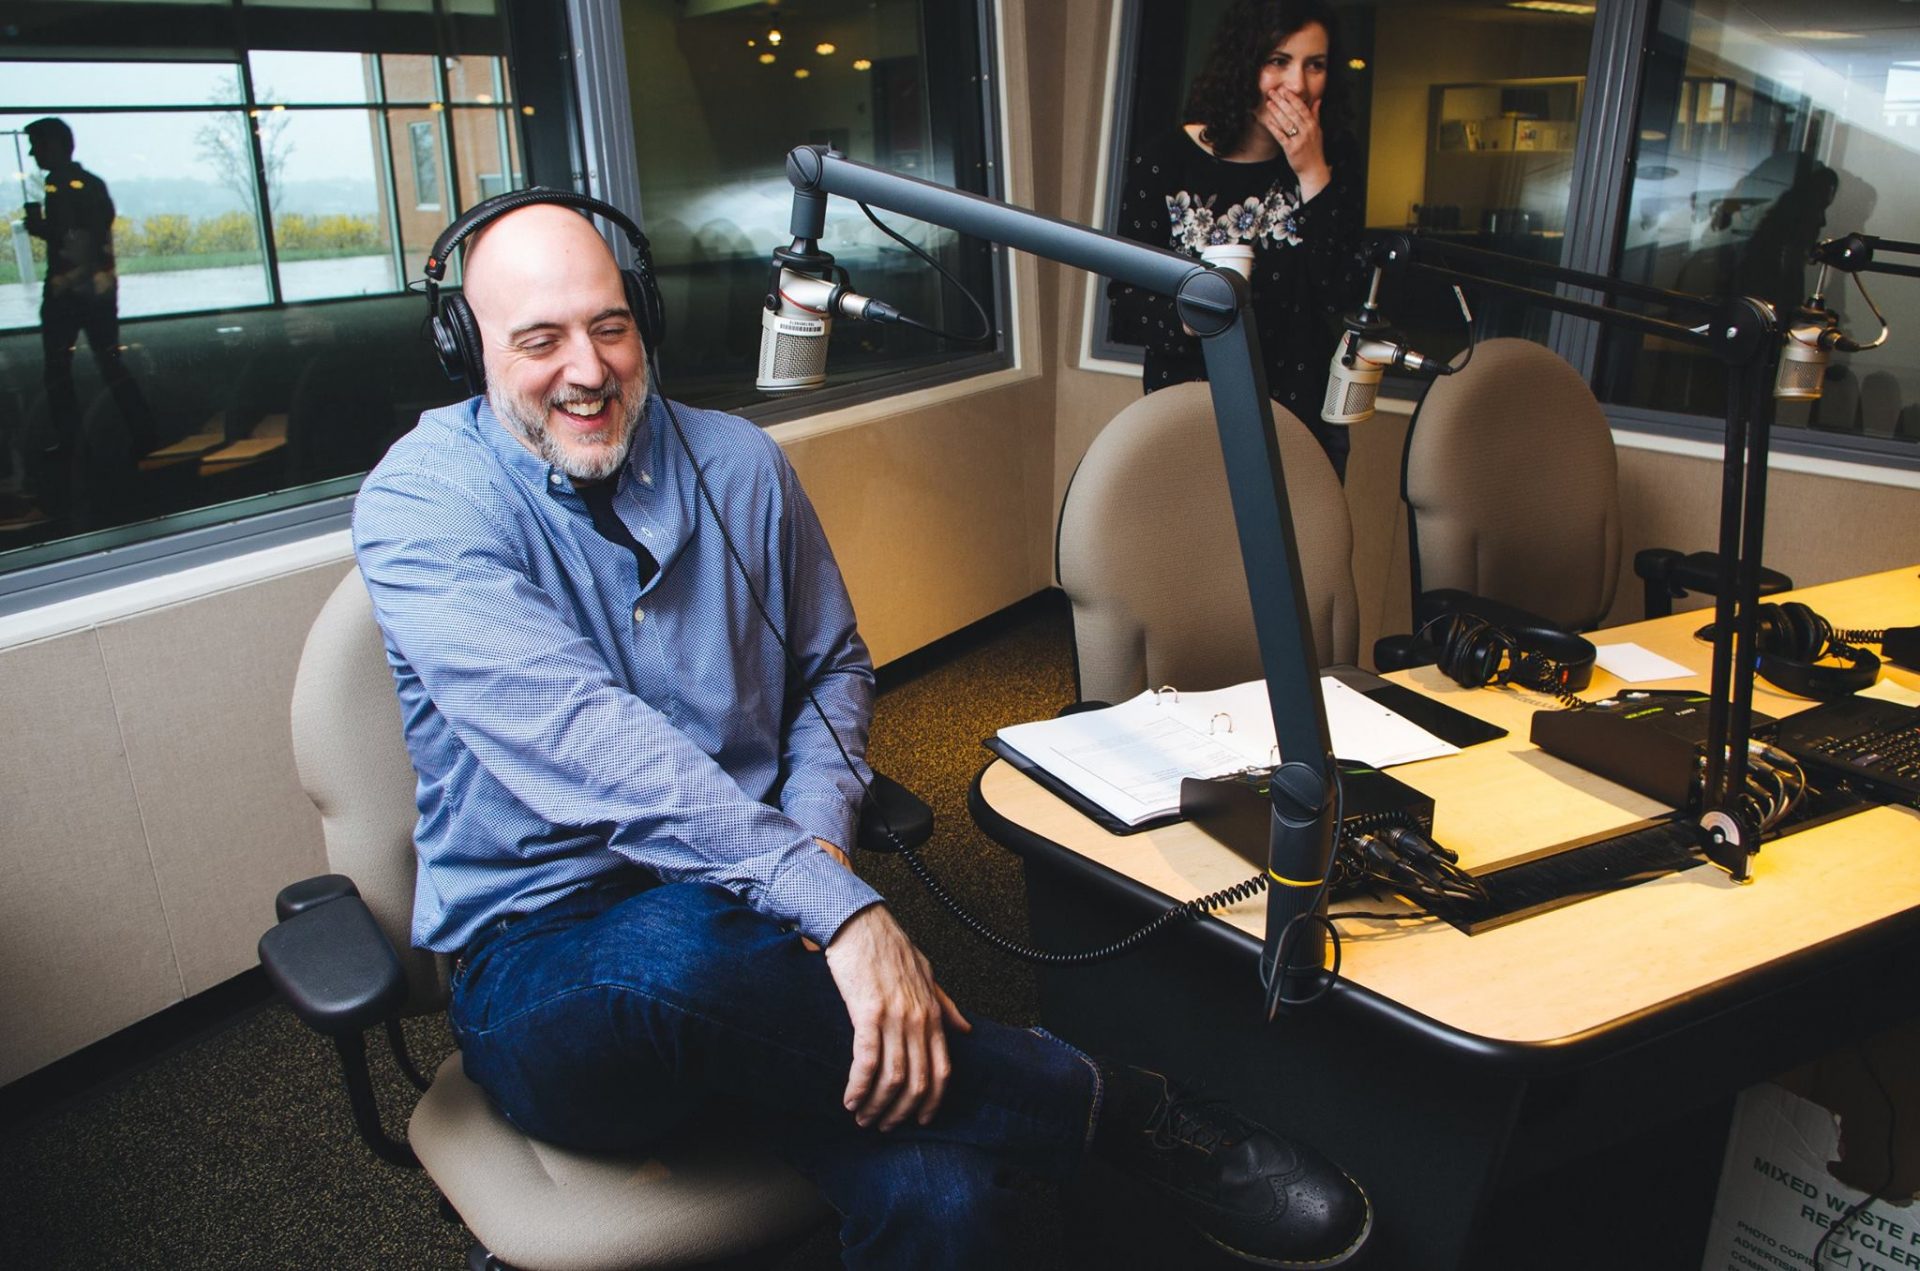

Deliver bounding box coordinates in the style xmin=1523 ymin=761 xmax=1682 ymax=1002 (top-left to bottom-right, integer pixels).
xmin=1284 ymin=126 xmax=1299 ymax=137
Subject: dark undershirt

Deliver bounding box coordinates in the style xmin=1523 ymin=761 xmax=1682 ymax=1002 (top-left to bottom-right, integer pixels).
xmin=573 ymin=475 xmax=658 ymax=589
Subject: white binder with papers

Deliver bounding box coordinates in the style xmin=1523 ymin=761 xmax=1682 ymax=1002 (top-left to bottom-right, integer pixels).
xmin=993 ymin=676 xmax=1458 ymax=828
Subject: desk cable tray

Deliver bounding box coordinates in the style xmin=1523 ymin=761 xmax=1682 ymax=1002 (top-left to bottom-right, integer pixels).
xmin=1187 ymin=741 xmax=1879 ymax=936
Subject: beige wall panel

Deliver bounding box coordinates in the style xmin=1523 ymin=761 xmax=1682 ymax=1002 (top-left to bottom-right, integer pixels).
xmin=0 ymin=630 xmax=179 ymax=1084
xmin=1615 ymin=449 xmax=1920 ymax=623
xmin=95 ymin=560 xmax=352 ymax=995
xmin=782 ymin=376 xmax=1058 ymax=667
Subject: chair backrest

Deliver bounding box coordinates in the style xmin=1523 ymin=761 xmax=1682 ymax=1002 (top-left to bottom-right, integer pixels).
xmin=1402 ymin=338 xmax=1620 ymax=631
xmin=1058 ymin=381 xmax=1359 ymax=704
xmin=292 ymin=565 xmax=447 ymax=1011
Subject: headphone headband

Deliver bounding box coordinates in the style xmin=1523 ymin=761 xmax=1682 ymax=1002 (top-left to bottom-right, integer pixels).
xmin=422 ymin=186 xmax=664 ymax=390
xmin=425 ymin=187 xmax=649 ymax=283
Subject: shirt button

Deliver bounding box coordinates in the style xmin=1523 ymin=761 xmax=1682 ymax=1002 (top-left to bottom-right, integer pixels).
xmin=639 ymin=470 xmax=652 ymax=486
xmin=548 ymin=472 xmax=563 ymax=486
xmin=632 ymin=603 xmax=645 ymax=623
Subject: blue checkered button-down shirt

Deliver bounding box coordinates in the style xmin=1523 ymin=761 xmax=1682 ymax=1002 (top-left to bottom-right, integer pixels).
xmin=352 ymin=394 xmax=882 ymax=953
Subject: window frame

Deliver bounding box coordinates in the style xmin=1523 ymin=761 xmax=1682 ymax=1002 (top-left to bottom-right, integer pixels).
xmin=0 ymin=1 xmax=561 ymax=615
xmin=1082 ymin=0 xmax=1920 ymax=478
xmin=565 ymin=0 xmax=1014 ymax=425
xmin=0 ymin=0 xmax=1017 ymax=614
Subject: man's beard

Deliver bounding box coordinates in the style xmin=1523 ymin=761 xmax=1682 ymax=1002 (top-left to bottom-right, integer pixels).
xmin=492 ymin=377 xmax=645 ymax=481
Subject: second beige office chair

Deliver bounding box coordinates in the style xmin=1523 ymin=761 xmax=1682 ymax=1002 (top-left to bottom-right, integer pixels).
xmin=1057 ymin=381 xmax=1358 ymax=704
xmin=1399 ymin=337 xmax=1620 ymax=633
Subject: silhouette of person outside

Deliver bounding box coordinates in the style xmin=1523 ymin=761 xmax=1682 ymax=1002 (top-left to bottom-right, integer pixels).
xmin=23 ymin=117 xmax=157 ymax=466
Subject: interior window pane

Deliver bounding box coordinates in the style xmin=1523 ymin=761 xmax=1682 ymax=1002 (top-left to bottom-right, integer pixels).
xmin=1103 ymin=1 xmax=1596 ymax=364
xmin=384 ymin=110 xmax=449 ymax=276
xmin=1598 ymin=0 xmax=1920 ymax=448
xmin=380 ymin=54 xmax=441 ymax=105
xmin=244 ymin=0 xmax=375 ymax=10
xmin=0 ymin=3 xmax=546 ymax=577
xmin=0 ymin=109 xmax=271 ymax=323
xmin=447 ymin=106 xmax=522 ymax=205
xmin=267 ymin=108 xmax=401 ymax=302
xmin=247 ymin=51 xmax=378 ymax=105
xmin=443 ymin=55 xmax=510 ymax=105
xmin=0 ymin=61 xmax=244 ymax=109
xmin=619 ymin=0 xmax=998 ymax=406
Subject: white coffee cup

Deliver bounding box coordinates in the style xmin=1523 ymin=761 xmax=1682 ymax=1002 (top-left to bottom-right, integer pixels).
xmin=1200 ymin=243 xmax=1254 ymax=278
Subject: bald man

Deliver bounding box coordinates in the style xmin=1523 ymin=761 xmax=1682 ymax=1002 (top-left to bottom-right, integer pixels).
xmin=352 ymin=200 xmax=1371 ymax=1269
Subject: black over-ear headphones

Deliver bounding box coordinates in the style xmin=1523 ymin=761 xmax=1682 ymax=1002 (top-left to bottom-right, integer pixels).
xmin=424 ymin=187 xmax=665 ymax=392
xmin=1696 ymin=601 xmax=1881 ymax=700
xmin=1433 ymin=611 xmax=1597 ymax=697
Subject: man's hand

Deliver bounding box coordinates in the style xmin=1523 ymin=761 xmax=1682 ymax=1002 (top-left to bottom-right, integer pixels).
xmin=822 ymin=904 xmax=971 ymax=1131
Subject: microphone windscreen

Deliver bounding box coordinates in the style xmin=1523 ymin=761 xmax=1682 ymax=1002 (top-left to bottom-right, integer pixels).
xmin=1321 ymin=355 xmax=1379 ymax=425
xmin=1773 ymin=332 xmax=1828 ymax=401
xmin=756 ymin=306 xmax=829 ymax=392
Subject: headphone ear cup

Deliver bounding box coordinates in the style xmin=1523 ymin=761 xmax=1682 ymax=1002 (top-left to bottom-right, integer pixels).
xmin=434 ymin=293 xmax=487 ymax=391
xmin=1777 ymin=601 xmax=1831 ymax=663
xmin=1438 ymin=614 xmax=1503 ymax=689
xmin=623 ymin=259 xmax=665 ymax=354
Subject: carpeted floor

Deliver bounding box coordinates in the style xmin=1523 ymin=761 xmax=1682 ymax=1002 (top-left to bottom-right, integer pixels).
xmin=0 ymin=591 xmax=1093 ymax=1270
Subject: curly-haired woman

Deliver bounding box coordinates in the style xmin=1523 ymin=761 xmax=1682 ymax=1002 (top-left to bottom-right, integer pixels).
xmin=1108 ymin=0 xmax=1365 ymax=478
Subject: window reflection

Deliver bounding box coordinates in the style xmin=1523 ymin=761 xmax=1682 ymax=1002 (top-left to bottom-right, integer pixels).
xmin=270 ymin=109 xmax=397 ymax=302
xmin=0 ymin=23 xmax=528 ymax=562
xmin=1103 ymin=0 xmax=1598 ymax=359
xmin=619 ymin=0 xmax=999 ymax=405
xmin=1601 ymin=0 xmax=1920 ymax=445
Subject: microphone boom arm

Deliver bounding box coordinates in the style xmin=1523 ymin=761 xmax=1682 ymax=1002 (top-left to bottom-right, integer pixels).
xmin=782 ymin=145 xmax=1337 ymax=1017
xmin=1364 ymin=231 xmax=1784 ymax=878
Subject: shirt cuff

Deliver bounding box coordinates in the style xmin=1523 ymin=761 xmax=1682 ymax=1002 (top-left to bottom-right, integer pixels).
xmin=783 ymin=792 xmax=862 ymax=857
xmin=763 ymin=848 xmax=883 ymax=946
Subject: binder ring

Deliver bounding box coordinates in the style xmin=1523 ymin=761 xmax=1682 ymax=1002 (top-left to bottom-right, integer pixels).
xmin=1209 ymin=712 xmax=1233 ymax=735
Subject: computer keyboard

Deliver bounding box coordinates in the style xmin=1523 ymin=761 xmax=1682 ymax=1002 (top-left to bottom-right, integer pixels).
xmin=1795 ymin=722 xmax=1920 ymax=782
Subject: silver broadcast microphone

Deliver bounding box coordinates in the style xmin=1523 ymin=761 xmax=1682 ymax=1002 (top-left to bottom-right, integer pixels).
xmin=1321 ymin=329 xmax=1455 ymax=425
xmin=1319 ymin=265 xmax=1456 ymax=426
xmin=756 ymin=263 xmax=902 ymax=393
xmin=1773 ymin=311 xmax=1837 ymax=402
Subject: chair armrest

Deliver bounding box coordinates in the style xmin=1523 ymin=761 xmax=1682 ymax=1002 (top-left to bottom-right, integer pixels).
xmin=274 ymin=872 xmax=358 ymax=921
xmin=857 ymin=771 xmax=934 ymax=854
xmin=259 ymin=883 xmax=407 ymax=1038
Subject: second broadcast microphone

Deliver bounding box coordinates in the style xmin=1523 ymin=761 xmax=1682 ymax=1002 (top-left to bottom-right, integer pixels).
xmin=1321 ymin=326 xmax=1454 ymax=426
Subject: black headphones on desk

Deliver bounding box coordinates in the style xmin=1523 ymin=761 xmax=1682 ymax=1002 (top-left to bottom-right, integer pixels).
xmin=1696 ymin=601 xmax=1881 ymax=700
xmin=423 ymin=187 xmax=666 ymax=391
xmin=1433 ymin=610 xmax=1597 ymax=697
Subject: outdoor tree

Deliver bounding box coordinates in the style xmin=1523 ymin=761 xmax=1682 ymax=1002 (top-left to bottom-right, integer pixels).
xmin=195 ymin=96 xmax=292 ymax=214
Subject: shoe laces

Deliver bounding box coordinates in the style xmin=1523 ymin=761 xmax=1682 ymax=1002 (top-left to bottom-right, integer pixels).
xmin=1146 ymin=1093 xmax=1250 ymax=1156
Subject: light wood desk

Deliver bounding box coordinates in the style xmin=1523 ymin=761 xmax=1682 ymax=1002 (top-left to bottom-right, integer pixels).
xmin=971 ymin=566 xmax=1920 ymax=1267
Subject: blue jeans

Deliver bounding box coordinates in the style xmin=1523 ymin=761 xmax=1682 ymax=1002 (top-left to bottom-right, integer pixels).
xmin=448 ymin=876 xmax=1103 ymax=1268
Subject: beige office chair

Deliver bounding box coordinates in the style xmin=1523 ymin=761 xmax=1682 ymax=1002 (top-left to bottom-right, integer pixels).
xmin=1400 ymin=338 xmax=1620 ymax=634
xmin=1057 ymin=381 xmax=1358 ymax=704
xmin=260 ymin=567 xmax=830 ymax=1270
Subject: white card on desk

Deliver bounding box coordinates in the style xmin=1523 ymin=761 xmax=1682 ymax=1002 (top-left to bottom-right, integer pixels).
xmin=1594 ymin=642 xmax=1694 ymax=683
xmin=1861 ymin=679 xmax=1920 ymax=707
